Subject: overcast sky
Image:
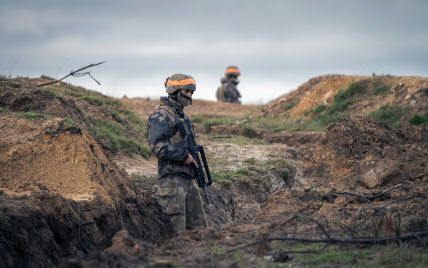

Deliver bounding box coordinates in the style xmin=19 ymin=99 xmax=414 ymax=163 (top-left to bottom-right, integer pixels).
xmin=1 ymin=0 xmax=427 ymax=103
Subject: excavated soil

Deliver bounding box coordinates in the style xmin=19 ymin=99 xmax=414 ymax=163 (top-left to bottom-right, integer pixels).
xmin=1 ymin=76 xmax=428 ymax=267
xmin=0 ymin=80 xmax=173 ymax=268
xmin=78 ymin=117 xmax=427 ymax=268
xmin=264 ymin=74 xmax=428 ymax=120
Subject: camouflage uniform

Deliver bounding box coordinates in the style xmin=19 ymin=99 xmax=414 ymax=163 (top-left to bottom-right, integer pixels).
xmin=147 ymin=96 xmax=208 ymax=234
xmin=219 ymin=77 xmax=241 ymax=103
xmin=216 ymin=66 xmax=242 ymax=104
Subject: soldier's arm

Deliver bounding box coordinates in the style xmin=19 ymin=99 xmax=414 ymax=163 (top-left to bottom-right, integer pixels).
xmin=148 ymin=111 xmax=189 ymax=162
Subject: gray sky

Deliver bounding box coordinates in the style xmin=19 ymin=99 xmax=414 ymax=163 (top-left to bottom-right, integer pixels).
xmin=1 ymin=0 xmax=427 ymax=103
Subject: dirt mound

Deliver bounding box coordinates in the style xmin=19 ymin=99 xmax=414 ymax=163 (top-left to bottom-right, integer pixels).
xmin=313 ymin=116 xmax=428 ymax=190
xmin=0 ymin=78 xmax=150 ymax=157
xmin=266 ymin=74 xmax=365 ymax=117
xmin=266 ymin=74 xmax=428 ymax=118
xmin=0 ymin=78 xmax=173 ymax=267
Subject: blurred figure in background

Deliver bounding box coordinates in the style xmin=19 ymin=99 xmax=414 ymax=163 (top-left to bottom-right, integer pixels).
xmin=216 ymin=66 xmax=242 ymax=104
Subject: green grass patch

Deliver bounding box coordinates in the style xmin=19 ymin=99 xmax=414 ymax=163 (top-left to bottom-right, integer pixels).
xmin=65 ymin=90 xmax=84 ymax=98
xmin=111 ymin=109 xmax=146 ymax=132
xmin=281 ymin=101 xmax=296 ymax=111
xmin=42 ymin=87 xmax=64 ymax=98
xmin=63 ymin=117 xmax=79 ymax=129
xmin=0 ymin=106 xmax=10 ymax=113
xmin=292 ymin=81 xmax=369 ymax=131
xmin=41 ymin=84 xmax=122 ymax=107
xmin=211 ymin=158 xmax=293 ymax=187
xmin=89 ymin=119 xmax=150 ymax=157
xmin=81 ymin=95 xmax=121 ymax=106
xmin=373 ymin=85 xmax=391 ymax=95
xmin=23 ymin=111 xmax=47 ymax=120
xmin=325 ymin=81 xmax=367 ymax=115
xmin=246 ymin=114 xmax=288 ymax=133
xmin=312 ymin=104 xmax=327 ymax=115
xmin=332 ymin=81 xmax=365 ymax=105
xmin=370 ymin=105 xmax=406 ymax=129
xmin=299 ymin=246 xmax=428 ymax=268
xmin=409 ymin=112 xmax=428 ymax=125
xmin=192 ymin=116 xmax=240 ymax=132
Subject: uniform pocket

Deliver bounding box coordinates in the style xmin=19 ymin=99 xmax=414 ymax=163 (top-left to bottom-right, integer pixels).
xmin=157 ymin=185 xmax=183 ymax=216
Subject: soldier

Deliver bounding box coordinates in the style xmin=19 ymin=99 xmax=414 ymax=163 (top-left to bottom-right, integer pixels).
xmin=216 ymin=66 xmax=242 ymax=104
xmin=147 ymin=74 xmax=208 ymax=234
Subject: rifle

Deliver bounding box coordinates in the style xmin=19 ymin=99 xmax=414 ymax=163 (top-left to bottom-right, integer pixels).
xmin=177 ymin=117 xmax=213 ymax=206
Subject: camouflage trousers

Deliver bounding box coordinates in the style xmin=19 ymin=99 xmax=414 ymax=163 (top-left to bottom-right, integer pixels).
xmin=157 ymin=174 xmax=208 ymax=234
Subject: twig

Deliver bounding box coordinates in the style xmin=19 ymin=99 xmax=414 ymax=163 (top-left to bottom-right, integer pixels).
xmin=228 ymin=230 xmax=428 ymax=253
xmin=373 ymin=193 xmax=427 ymax=210
xmin=329 ymin=184 xmax=402 ymax=202
xmin=37 ymin=61 xmax=106 ymax=87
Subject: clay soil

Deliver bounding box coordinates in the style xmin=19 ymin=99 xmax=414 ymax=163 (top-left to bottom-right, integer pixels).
xmin=1 ymin=76 xmax=428 ymax=267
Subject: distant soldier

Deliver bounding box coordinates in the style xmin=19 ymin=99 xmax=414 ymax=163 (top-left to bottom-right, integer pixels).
xmin=147 ymin=74 xmax=208 ymax=234
xmin=216 ymin=66 xmax=242 ymax=104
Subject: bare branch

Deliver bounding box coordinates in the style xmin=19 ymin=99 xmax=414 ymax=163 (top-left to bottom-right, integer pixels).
xmin=37 ymin=61 xmax=106 ymax=87
xmin=328 ymin=183 xmax=402 ymax=202
xmin=228 ymin=230 xmax=428 ymax=254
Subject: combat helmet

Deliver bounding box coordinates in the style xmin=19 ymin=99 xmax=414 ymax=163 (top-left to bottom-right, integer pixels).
xmin=164 ymin=74 xmax=196 ymax=95
xmin=225 ymin=66 xmax=241 ymax=77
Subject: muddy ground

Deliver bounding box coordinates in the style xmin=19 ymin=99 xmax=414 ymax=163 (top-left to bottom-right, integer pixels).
xmin=82 ymin=116 xmax=426 ymax=268
xmin=1 ymin=76 xmax=428 ymax=267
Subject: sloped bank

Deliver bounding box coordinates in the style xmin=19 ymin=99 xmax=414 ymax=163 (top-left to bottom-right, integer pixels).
xmin=0 ymin=115 xmax=173 ymax=267
xmin=0 ymin=78 xmax=174 ymax=267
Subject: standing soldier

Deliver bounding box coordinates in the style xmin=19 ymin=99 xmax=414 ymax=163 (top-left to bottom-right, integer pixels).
xmin=147 ymin=74 xmax=208 ymax=234
xmin=216 ymin=66 xmax=242 ymax=104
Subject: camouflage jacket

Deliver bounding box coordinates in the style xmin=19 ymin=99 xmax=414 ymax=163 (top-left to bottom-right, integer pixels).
xmin=221 ymin=77 xmax=241 ymax=103
xmin=147 ymin=97 xmax=196 ymax=179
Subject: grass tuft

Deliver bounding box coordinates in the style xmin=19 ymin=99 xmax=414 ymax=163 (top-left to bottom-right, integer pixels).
xmin=23 ymin=111 xmax=47 ymax=120
xmin=409 ymin=112 xmax=428 ymax=125
xmin=373 ymin=85 xmax=391 ymax=95
xmin=89 ymin=119 xmax=150 ymax=157
xmin=370 ymin=105 xmax=406 ymax=129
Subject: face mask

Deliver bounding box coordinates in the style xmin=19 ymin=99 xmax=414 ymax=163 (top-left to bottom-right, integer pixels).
xmin=178 ymin=92 xmax=192 ymax=106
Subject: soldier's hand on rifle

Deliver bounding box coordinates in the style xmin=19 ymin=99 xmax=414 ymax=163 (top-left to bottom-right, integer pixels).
xmin=184 ymin=153 xmax=198 ymax=167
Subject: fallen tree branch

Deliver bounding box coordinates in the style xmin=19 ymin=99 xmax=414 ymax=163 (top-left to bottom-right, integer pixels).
xmin=228 ymin=230 xmax=428 ymax=253
xmin=328 ymin=183 xmax=402 ymax=202
xmin=37 ymin=61 xmax=106 ymax=87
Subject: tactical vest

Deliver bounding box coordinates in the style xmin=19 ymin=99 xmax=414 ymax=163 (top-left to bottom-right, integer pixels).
xmin=149 ymin=104 xmax=196 ymax=179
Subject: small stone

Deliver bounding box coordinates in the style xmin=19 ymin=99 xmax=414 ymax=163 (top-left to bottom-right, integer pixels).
xmin=360 ymin=159 xmax=399 ymax=189
xmin=319 ymin=203 xmax=339 ymax=218
xmin=334 ymin=196 xmax=347 ymax=206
